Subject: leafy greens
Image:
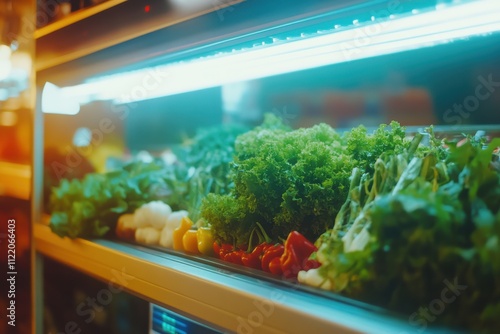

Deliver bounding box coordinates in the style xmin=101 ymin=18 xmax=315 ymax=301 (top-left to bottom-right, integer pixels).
xmin=308 ymin=133 xmax=500 ymax=333
xmin=201 ymin=114 xmax=410 ymax=246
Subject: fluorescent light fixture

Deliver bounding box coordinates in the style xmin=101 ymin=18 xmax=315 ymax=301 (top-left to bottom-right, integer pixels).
xmin=42 ymin=82 xmax=81 ymax=115
xmin=59 ymin=0 xmax=500 ymax=107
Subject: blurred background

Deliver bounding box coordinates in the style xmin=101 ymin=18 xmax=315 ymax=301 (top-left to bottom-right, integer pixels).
xmin=0 ymin=0 xmax=34 ymax=333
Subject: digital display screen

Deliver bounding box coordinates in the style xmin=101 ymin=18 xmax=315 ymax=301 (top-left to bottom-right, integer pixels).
xmin=150 ymin=304 xmax=222 ymax=334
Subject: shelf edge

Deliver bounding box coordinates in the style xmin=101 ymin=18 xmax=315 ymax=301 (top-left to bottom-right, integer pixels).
xmin=34 ymin=223 xmax=421 ymax=334
xmin=34 ymin=0 xmax=128 ymax=39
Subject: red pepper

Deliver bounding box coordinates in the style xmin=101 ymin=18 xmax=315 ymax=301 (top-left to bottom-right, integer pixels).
xmin=214 ymin=242 xmax=244 ymax=265
xmin=223 ymin=250 xmax=244 ymax=265
xmin=241 ymin=253 xmax=261 ymax=269
xmin=261 ymin=244 xmax=284 ymax=273
xmin=214 ymin=242 xmax=233 ymax=258
xmin=268 ymin=257 xmax=283 ymax=276
xmin=213 ymin=242 xmax=221 ymax=256
xmin=281 ymin=245 xmax=301 ymax=279
xmin=303 ymin=258 xmax=321 ymax=271
xmin=241 ymin=242 xmax=271 ymax=270
xmin=280 ymin=231 xmax=318 ymax=279
xmin=240 ymin=223 xmax=280 ymax=271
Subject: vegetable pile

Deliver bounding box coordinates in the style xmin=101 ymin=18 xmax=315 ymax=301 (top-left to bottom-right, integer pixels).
xmin=47 ymin=115 xmax=500 ymax=333
xmin=48 ymin=123 xmax=247 ymax=238
xmin=201 ymin=114 xmax=409 ymax=246
xmin=298 ymin=133 xmax=500 ymax=332
xmin=49 ymin=161 xmax=171 ymax=238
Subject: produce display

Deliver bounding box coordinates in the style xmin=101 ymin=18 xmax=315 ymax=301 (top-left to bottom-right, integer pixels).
xmin=49 ymin=123 xmax=248 ymax=238
xmin=47 ymin=115 xmax=500 ymax=333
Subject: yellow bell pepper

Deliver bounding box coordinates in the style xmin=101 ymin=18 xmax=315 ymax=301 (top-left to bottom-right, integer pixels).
xmin=196 ymin=227 xmax=215 ymax=256
xmin=182 ymin=230 xmax=200 ymax=254
xmin=173 ymin=217 xmax=193 ymax=251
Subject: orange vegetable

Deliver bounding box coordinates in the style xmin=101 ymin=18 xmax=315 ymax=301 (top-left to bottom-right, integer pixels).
xmin=182 ymin=230 xmax=200 ymax=254
xmin=197 ymin=227 xmax=215 ymax=256
xmin=173 ymin=217 xmax=193 ymax=250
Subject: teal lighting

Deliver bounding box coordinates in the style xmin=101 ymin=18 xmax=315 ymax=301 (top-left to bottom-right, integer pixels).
xmin=43 ymin=0 xmax=500 ymax=111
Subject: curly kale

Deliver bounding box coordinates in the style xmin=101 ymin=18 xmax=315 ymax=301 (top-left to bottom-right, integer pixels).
xmin=233 ymin=122 xmax=354 ymax=242
xmin=201 ymin=115 xmax=410 ymax=245
xmin=344 ymin=121 xmax=407 ymax=174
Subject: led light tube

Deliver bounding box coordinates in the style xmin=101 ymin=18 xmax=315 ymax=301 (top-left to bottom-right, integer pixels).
xmin=45 ymin=0 xmax=500 ymax=113
xmin=41 ymin=82 xmax=81 ymax=115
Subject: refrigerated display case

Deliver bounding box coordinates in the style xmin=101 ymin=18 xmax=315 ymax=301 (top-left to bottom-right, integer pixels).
xmin=34 ymin=0 xmax=500 ymax=333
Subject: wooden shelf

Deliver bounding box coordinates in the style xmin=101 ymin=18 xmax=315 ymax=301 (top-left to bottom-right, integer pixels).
xmin=0 ymin=162 xmax=31 ymax=200
xmin=34 ymin=223 xmax=418 ymax=334
xmin=34 ymin=0 xmax=127 ymax=39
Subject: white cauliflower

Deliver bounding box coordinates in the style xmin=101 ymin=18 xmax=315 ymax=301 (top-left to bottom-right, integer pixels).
xmin=133 ymin=201 xmax=172 ymax=229
xmin=135 ymin=227 xmax=161 ymax=245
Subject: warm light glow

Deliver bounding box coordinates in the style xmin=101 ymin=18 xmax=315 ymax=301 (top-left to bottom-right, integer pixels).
xmin=57 ymin=0 xmax=500 ymax=107
xmin=0 ymin=111 xmax=18 ymax=126
xmin=10 ymin=51 xmax=32 ymax=73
